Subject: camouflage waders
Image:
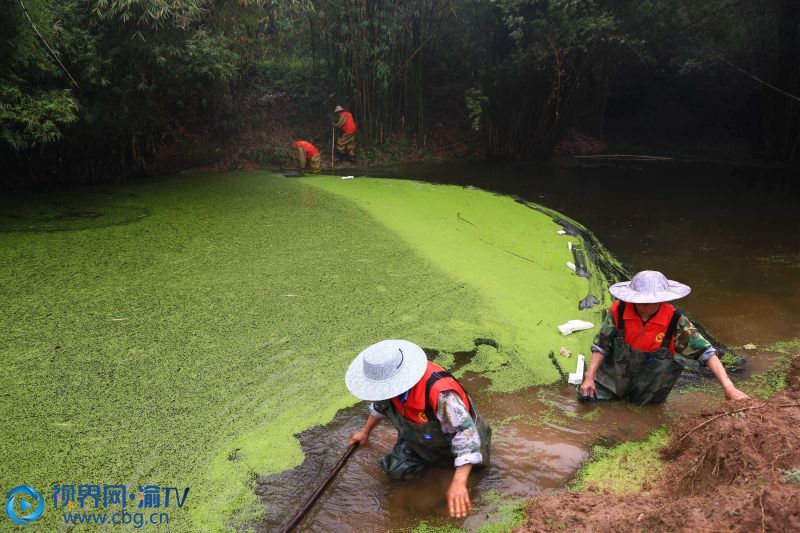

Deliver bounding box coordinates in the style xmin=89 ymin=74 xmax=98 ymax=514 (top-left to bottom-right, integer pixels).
xmin=593 ymin=301 xmax=684 ymax=406
xmin=379 ymin=400 xmax=491 ymax=479
xmin=336 ymin=132 xmax=356 ymax=158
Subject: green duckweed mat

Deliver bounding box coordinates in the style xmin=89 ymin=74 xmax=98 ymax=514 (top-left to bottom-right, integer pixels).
xmin=0 ymin=172 xmax=609 ymax=530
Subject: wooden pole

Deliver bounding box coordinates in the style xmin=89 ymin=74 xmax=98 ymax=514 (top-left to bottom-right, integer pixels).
xmin=278 ymin=442 xmax=358 ymax=532
xmin=331 ymin=125 xmax=335 ymax=169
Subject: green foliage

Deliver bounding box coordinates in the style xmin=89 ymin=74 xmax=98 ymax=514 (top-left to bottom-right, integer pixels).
xmin=465 ymin=88 xmax=487 ymax=132
xmin=0 ymin=83 xmax=77 ymax=149
xmin=3 ymin=0 xmax=799 ymax=181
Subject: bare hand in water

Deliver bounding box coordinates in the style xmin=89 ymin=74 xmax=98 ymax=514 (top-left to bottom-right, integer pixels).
xmin=447 ymin=481 xmax=472 ymax=518
xmin=348 ymin=429 xmax=369 ymax=447
xmin=580 ymin=377 xmax=596 ymax=399
xmin=447 ymin=464 xmax=473 ymax=518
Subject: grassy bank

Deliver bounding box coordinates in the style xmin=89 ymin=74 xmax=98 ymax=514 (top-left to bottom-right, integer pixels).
xmin=1 ymin=172 xmax=606 ymax=530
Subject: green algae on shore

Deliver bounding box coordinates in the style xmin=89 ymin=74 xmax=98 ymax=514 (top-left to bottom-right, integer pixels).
xmin=743 ymin=338 xmax=800 ymax=399
xmin=570 ymin=427 xmax=670 ymax=494
xmin=0 ymin=172 xmax=611 ymax=530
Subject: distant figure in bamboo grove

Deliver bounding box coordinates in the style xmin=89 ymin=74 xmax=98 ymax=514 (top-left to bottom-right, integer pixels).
xmin=292 ymin=139 xmax=321 ymax=174
xmin=580 ymin=270 xmax=749 ymax=406
xmin=333 ymin=105 xmax=357 ymax=162
xmin=346 ymin=340 xmax=491 ymax=518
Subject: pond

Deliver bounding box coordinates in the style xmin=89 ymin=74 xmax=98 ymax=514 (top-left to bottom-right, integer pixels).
xmin=1 ymin=160 xmax=797 ymax=532
xmin=258 ymin=159 xmax=799 ymax=531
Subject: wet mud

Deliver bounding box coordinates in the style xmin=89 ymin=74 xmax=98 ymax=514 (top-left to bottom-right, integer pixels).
xmin=524 ymin=353 xmax=800 ymax=532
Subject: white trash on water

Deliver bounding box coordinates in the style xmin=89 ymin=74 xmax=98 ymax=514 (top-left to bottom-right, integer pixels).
xmin=558 ymin=319 xmax=594 ymax=335
xmin=341 ymin=175 xmax=355 ymax=180
xmin=568 ymin=354 xmax=586 ymax=385
xmin=566 ymin=261 xmax=576 ymax=271
xmin=557 ymin=229 xmax=567 ymax=235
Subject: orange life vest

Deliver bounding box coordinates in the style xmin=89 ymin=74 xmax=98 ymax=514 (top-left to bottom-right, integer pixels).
xmin=294 ymin=140 xmax=319 ymax=158
xmin=390 ymin=361 xmax=472 ymax=425
xmin=339 ymin=111 xmax=357 ymax=134
xmin=612 ymin=300 xmax=680 ymax=354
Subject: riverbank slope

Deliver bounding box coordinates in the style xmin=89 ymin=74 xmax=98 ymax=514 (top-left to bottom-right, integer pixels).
xmin=522 ymin=342 xmax=800 ymax=532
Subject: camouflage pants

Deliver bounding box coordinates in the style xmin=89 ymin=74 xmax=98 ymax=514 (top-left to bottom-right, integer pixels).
xmin=592 ymin=335 xmax=684 ymax=406
xmin=336 ymin=132 xmax=356 ymax=157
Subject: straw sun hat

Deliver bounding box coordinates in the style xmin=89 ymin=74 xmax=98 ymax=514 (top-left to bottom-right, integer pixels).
xmin=334 ymin=105 xmax=345 ymax=113
xmin=609 ymin=270 xmax=691 ymax=304
xmin=345 ymin=340 xmax=428 ymax=401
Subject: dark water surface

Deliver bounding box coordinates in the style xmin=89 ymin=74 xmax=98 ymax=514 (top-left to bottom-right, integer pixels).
xmin=264 ymin=160 xmax=799 ymax=531
xmin=361 ymin=159 xmax=800 ymax=349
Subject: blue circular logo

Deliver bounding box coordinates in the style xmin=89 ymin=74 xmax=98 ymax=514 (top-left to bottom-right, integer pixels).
xmin=5 ymin=485 xmax=45 ymax=525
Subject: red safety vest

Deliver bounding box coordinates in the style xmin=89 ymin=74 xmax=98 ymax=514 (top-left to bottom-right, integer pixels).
xmin=612 ymin=300 xmax=679 ymax=354
xmin=339 ymin=111 xmax=357 ymax=134
xmin=294 ymin=140 xmax=319 ymax=158
xmin=390 ymin=361 xmax=472 ymax=424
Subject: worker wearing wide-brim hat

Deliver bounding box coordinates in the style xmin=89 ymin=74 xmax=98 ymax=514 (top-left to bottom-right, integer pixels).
xmin=581 ymin=270 xmax=748 ymax=405
xmin=346 ymin=340 xmax=491 ymax=518
xmin=332 ymin=105 xmax=357 ymax=162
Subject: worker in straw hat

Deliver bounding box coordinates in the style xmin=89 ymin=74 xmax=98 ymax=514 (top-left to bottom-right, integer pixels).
xmin=332 ymin=105 xmax=357 ymax=162
xmin=346 ymin=340 xmax=491 ymax=518
xmin=580 ymin=270 xmax=748 ymax=405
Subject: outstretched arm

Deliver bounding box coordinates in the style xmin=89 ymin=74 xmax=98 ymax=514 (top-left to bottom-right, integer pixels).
xmin=706 ymin=354 xmax=748 ymax=400
xmin=672 ymin=316 xmax=748 ymax=401
xmin=437 ymin=392 xmax=483 ymax=517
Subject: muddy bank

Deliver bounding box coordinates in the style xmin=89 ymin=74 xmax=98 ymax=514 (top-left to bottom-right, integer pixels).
xmin=522 ymin=351 xmax=800 ymax=532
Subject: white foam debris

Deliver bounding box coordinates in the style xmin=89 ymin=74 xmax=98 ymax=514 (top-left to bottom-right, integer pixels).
xmin=558 ymin=320 xmax=594 ymax=335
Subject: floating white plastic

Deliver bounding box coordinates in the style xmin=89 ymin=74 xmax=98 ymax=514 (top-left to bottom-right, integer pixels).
xmin=568 ymin=354 xmax=585 ymax=385
xmin=557 ymin=319 xmax=594 ymax=335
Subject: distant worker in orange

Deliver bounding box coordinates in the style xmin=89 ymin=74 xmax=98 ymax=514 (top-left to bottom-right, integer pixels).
xmin=293 ymin=139 xmax=321 ymax=174
xmin=333 ymin=105 xmax=358 ymax=163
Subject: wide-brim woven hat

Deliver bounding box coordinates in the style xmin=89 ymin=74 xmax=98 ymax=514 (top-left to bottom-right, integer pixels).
xmin=334 ymin=105 xmax=345 ymax=113
xmin=609 ymin=270 xmax=691 ymax=303
xmin=345 ymin=340 xmax=428 ymax=401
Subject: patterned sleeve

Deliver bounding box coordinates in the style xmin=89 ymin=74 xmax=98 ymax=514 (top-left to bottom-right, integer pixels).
xmin=674 ymin=315 xmax=716 ymax=365
xmin=591 ymin=308 xmax=617 ymax=356
xmin=369 ymin=400 xmax=390 ymax=420
xmin=435 ymin=391 xmax=483 ymax=467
